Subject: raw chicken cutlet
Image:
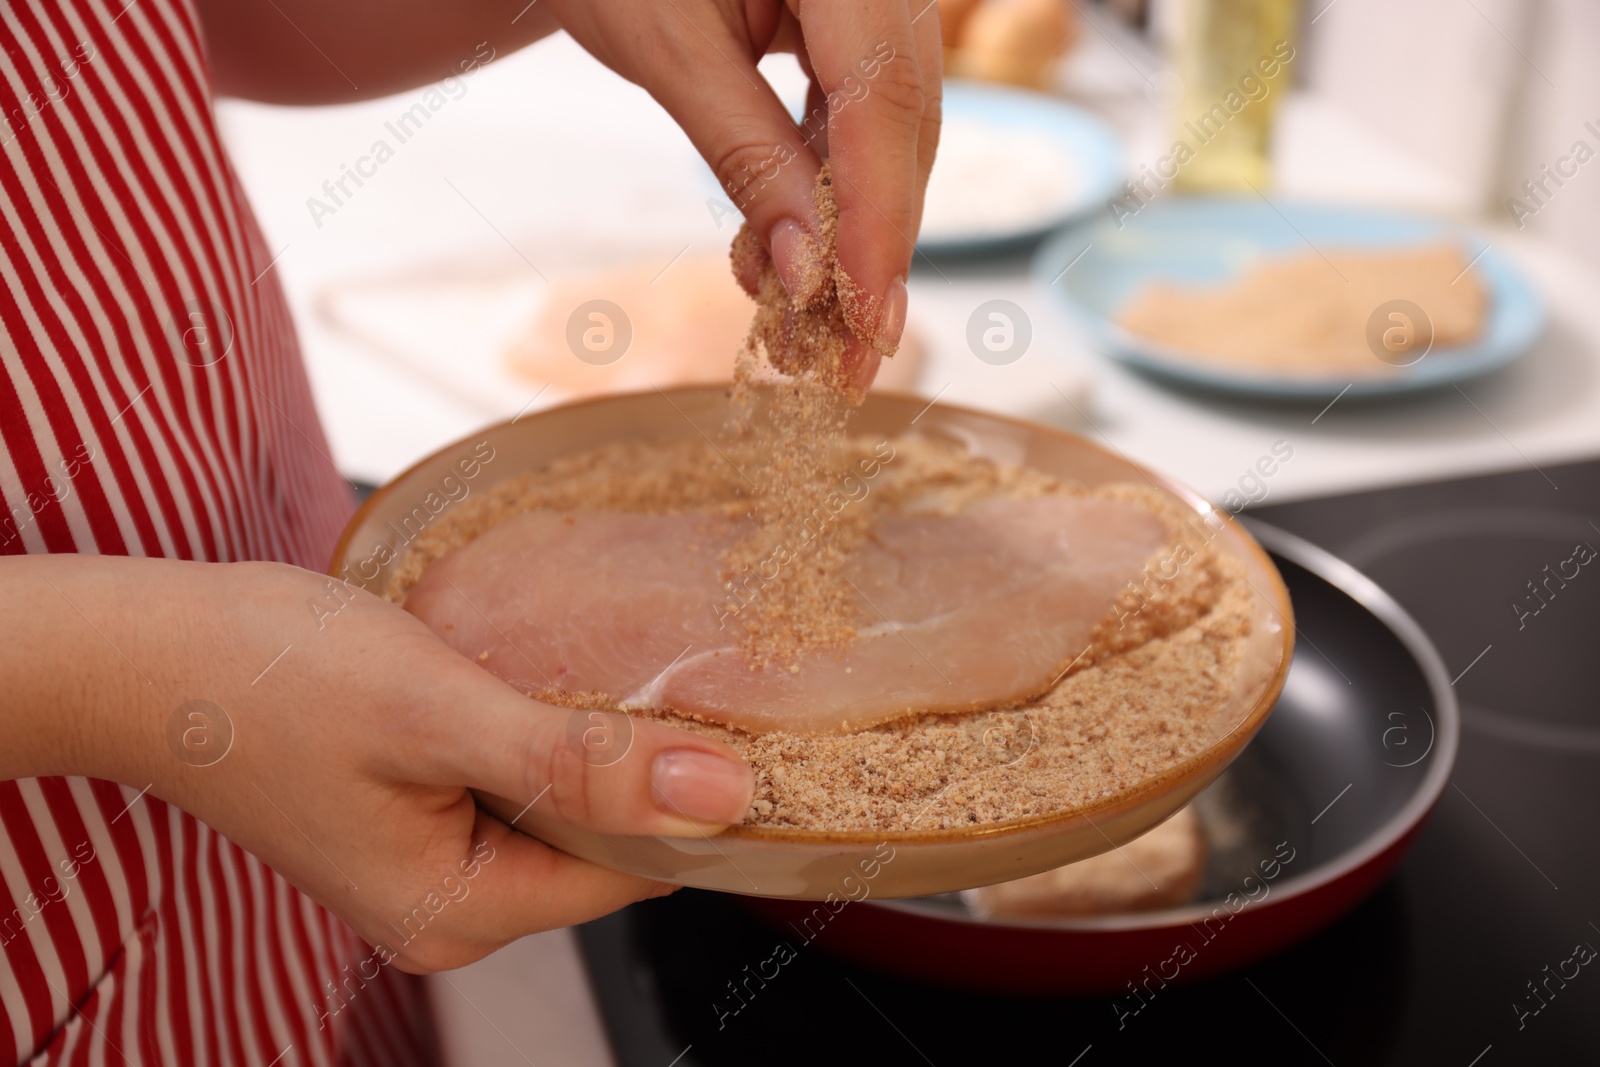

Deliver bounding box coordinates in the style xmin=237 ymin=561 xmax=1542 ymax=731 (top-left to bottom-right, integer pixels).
xmin=404 ymin=494 xmax=1167 ymax=734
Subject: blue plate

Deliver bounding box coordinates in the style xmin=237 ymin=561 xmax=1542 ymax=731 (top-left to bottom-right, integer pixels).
xmin=1033 ymin=197 xmax=1545 ymax=400
xmin=916 ymin=81 xmax=1123 ymax=257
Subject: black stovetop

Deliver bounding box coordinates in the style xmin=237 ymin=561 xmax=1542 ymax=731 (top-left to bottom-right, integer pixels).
xmin=576 ymin=456 xmax=1600 ymax=1066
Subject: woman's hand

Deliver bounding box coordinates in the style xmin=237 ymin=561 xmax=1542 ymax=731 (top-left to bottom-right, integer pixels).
xmin=1 ymin=554 xmax=754 ymax=973
xmin=546 ymin=0 xmax=943 ymax=389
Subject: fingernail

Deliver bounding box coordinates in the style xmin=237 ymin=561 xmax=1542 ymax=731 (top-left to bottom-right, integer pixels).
xmin=730 ymin=222 xmax=772 ymax=296
xmin=846 ymin=336 xmax=881 ymax=399
xmin=651 ymin=749 xmax=753 ymax=825
xmin=770 ymin=219 xmax=823 ymax=305
xmin=875 ymin=275 xmax=908 ymax=356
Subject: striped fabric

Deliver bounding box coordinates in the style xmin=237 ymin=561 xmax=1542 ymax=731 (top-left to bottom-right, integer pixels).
xmin=0 ymin=0 xmax=437 ymax=1062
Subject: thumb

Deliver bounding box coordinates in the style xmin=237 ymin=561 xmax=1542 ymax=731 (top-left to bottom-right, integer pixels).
xmin=632 ymin=9 xmax=829 ymax=300
xmin=418 ymin=667 xmax=756 ymax=839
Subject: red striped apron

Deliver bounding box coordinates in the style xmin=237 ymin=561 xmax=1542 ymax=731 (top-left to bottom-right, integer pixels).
xmin=1 ymin=1 xmax=437 ymax=1062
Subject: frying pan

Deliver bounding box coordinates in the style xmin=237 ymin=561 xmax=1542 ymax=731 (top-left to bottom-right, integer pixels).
xmin=742 ymin=520 xmax=1459 ymax=993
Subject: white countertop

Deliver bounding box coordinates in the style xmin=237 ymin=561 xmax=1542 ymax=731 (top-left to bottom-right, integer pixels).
xmin=216 ymin=30 xmax=1600 ymax=1067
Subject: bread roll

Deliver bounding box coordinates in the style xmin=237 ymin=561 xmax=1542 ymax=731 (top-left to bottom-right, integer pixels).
xmin=966 ymin=805 xmax=1206 ymax=918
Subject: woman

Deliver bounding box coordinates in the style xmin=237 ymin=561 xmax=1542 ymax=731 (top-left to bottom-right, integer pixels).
xmin=0 ymin=0 xmax=940 ymax=1062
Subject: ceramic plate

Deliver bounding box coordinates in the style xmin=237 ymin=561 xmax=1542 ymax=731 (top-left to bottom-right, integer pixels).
xmin=1034 ymin=197 xmax=1544 ymax=399
xmin=330 ymin=387 xmax=1294 ymax=900
xmin=916 ymin=80 xmax=1123 ymax=256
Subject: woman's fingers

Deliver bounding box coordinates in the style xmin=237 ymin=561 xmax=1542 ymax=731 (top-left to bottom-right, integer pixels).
xmin=627 ymin=4 xmax=826 ymax=299
xmin=796 ymin=0 xmax=928 ymax=357
xmin=794 ymin=34 xmax=831 ymax=159
xmin=550 ymin=0 xmax=941 ymax=395
xmin=907 ymin=0 xmax=945 ymax=237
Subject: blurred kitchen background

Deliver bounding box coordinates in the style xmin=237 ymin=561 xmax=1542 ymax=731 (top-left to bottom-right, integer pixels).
xmin=220 ymin=0 xmax=1600 ymax=503
xmin=214 ymin=0 xmax=1600 ymax=1062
